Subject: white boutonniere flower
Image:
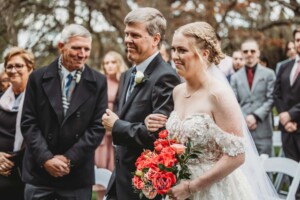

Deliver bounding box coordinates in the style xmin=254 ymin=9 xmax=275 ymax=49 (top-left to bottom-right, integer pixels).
xmin=134 ymin=71 xmax=148 ymax=85
xmin=76 ymin=74 xmax=81 ymax=83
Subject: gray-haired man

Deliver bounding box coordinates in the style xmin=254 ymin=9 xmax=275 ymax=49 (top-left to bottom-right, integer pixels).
xmin=21 ymin=24 xmax=107 ymax=200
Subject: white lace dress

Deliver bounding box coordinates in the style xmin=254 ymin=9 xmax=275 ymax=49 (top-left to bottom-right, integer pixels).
xmin=166 ymin=111 xmax=257 ymax=200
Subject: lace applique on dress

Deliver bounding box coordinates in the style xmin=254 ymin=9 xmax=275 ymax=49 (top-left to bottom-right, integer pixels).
xmin=166 ymin=111 xmax=245 ymax=159
xmin=165 ymin=111 xmax=256 ymax=200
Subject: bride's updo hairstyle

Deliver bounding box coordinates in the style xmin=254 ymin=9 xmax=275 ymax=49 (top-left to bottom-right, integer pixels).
xmin=175 ymin=22 xmax=225 ymax=65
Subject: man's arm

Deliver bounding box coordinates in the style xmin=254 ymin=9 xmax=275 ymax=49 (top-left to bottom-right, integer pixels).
xmin=112 ymin=73 xmax=180 ymax=149
xmin=21 ymin=73 xmax=54 ymax=167
xmin=252 ymin=71 xmax=275 ymax=121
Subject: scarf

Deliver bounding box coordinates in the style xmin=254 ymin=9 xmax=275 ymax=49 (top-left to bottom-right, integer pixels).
xmin=58 ymin=56 xmax=83 ymax=115
xmin=0 ymin=85 xmax=25 ymax=151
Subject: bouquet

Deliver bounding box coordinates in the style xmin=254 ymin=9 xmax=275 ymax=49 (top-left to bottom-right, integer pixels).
xmin=132 ymin=130 xmax=201 ymax=199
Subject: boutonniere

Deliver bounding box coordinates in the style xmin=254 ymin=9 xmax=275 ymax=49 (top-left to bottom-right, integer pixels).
xmin=76 ymin=73 xmax=81 ymax=83
xmin=134 ymin=71 xmax=148 ymax=85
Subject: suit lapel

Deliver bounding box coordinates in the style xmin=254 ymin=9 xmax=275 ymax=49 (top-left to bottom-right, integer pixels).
xmin=63 ymin=66 xmax=96 ymax=123
xmin=241 ymin=67 xmax=251 ymax=95
xmin=251 ymin=65 xmax=263 ymax=92
xmin=119 ymin=68 xmax=135 ymax=108
xmin=42 ymin=61 xmax=64 ymax=125
xmin=289 ymin=60 xmax=300 ymax=87
xmin=118 ymin=54 xmax=161 ymax=118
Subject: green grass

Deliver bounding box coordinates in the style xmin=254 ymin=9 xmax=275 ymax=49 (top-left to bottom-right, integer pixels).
xmin=91 ymin=192 xmax=97 ymax=200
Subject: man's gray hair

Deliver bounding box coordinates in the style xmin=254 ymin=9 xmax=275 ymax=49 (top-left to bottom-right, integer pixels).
xmin=124 ymin=7 xmax=166 ymax=48
xmin=60 ymin=24 xmax=92 ymax=43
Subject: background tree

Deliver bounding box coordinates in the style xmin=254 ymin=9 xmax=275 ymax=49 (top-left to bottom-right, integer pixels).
xmin=0 ymin=0 xmax=299 ymax=69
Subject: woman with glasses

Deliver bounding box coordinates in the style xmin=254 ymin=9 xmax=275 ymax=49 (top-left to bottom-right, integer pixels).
xmin=0 ymin=47 xmax=35 ymax=200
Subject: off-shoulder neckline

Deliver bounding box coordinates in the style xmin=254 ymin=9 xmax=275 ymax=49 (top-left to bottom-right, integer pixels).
xmin=170 ymin=111 xmax=214 ymax=122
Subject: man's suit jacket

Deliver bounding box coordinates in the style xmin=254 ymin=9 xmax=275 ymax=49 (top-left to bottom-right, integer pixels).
xmin=230 ymin=64 xmax=276 ymax=138
xmin=106 ymin=54 xmax=181 ymax=200
xmin=21 ymin=59 xmax=107 ymax=188
xmin=274 ymin=59 xmax=300 ymax=134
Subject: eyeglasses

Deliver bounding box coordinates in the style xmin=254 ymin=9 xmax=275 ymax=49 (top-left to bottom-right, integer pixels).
xmin=242 ymin=49 xmax=256 ymax=54
xmin=5 ymin=63 xmax=25 ymax=72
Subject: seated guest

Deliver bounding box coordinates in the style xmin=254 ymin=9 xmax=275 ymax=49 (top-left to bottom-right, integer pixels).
xmin=0 ymin=47 xmax=35 ymax=200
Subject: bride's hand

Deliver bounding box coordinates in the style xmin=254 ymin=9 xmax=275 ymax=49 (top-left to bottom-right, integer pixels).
xmin=144 ymin=113 xmax=167 ymax=132
xmin=168 ymin=181 xmax=191 ymax=200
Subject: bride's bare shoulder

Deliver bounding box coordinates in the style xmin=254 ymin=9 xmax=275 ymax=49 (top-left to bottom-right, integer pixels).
xmin=209 ymin=79 xmax=235 ymax=102
xmin=173 ymin=83 xmax=185 ymax=97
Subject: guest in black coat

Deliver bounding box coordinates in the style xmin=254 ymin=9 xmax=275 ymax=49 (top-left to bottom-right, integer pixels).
xmin=274 ymin=27 xmax=300 ymax=199
xmin=21 ymin=24 xmax=107 ymax=200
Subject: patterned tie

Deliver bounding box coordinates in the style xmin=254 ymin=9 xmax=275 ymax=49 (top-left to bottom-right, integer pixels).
xmin=292 ymin=61 xmax=300 ymax=85
xmin=62 ymin=74 xmax=73 ymax=115
xmin=247 ymin=67 xmax=254 ymax=89
xmin=65 ymin=74 xmax=73 ymax=97
xmin=126 ymin=67 xmax=136 ymax=101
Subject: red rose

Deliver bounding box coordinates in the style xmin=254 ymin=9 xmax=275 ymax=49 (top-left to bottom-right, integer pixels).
xmin=159 ymin=130 xmax=168 ymax=139
xmin=135 ymin=150 xmax=157 ymax=170
xmin=154 ymin=144 xmax=163 ymax=153
xmin=133 ymin=176 xmax=145 ymax=190
xmin=161 ymin=146 xmax=176 ymax=155
xmin=153 ymin=153 xmax=177 ymax=168
xmin=146 ymin=167 xmax=159 ymax=181
xmin=152 ymin=171 xmax=176 ymax=194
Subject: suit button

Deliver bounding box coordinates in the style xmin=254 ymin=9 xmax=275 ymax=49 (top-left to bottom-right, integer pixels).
xmin=76 ymin=111 xmax=80 ymax=117
xmin=116 ymin=159 xmax=119 ymax=163
xmin=47 ymin=135 xmax=53 ymax=140
xmin=75 ymin=134 xmax=79 ymax=139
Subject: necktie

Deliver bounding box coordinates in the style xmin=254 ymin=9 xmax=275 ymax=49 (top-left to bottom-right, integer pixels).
xmin=292 ymin=61 xmax=300 ymax=85
xmin=247 ymin=67 xmax=254 ymax=89
xmin=65 ymin=74 xmax=73 ymax=97
xmin=126 ymin=67 xmax=136 ymax=101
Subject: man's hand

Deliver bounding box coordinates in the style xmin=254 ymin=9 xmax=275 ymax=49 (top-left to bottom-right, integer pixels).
xmin=102 ymin=109 xmax=119 ymax=132
xmin=284 ymin=121 xmax=297 ymax=133
xmin=246 ymin=114 xmax=257 ymax=131
xmin=279 ymin=112 xmax=292 ymax=126
xmin=43 ymin=157 xmax=70 ymax=177
xmin=145 ymin=113 xmax=167 ymax=132
xmin=0 ymin=152 xmax=14 ymax=176
xmin=54 ymin=155 xmax=70 ymax=166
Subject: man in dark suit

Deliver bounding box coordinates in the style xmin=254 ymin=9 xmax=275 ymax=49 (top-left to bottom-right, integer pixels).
xmin=21 ymin=24 xmax=107 ymax=200
xmin=274 ymin=28 xmax=300 ymax=161
xmin=102 ymin=7 xmax=181 ymax=200
xmin=274 ymin=28 xmax=300 ymax=199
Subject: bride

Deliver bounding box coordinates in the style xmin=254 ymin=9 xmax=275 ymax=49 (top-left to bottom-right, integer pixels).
xmin=145 ymin=22 xmax=278 ymax=200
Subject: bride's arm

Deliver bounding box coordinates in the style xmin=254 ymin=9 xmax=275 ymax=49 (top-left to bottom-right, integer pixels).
xmin=145 ymin=85 xmax=182 ymax=132
xmin=191 ymin=85 xmax=245 ymax=191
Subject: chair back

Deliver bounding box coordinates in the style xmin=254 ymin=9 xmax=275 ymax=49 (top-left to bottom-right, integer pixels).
xmin=261 ymin=156 xmax=300 ymax=200
xmin=94 ymin=167 xmax=112 ymax=189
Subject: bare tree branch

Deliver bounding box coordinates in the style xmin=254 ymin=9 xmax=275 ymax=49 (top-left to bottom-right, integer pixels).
xmin=257 ymin=18 xmax=300 ymax=31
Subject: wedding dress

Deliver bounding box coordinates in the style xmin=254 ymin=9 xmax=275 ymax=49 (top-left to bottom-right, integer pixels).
xmin=166 ymin=111 xmax=257 ymax=200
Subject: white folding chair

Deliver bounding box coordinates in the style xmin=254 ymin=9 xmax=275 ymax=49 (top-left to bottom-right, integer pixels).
xmin=94 ymin=167 xmax=112 ymax=189
xmin=261 ymin=156 xmax=300 ymax=200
